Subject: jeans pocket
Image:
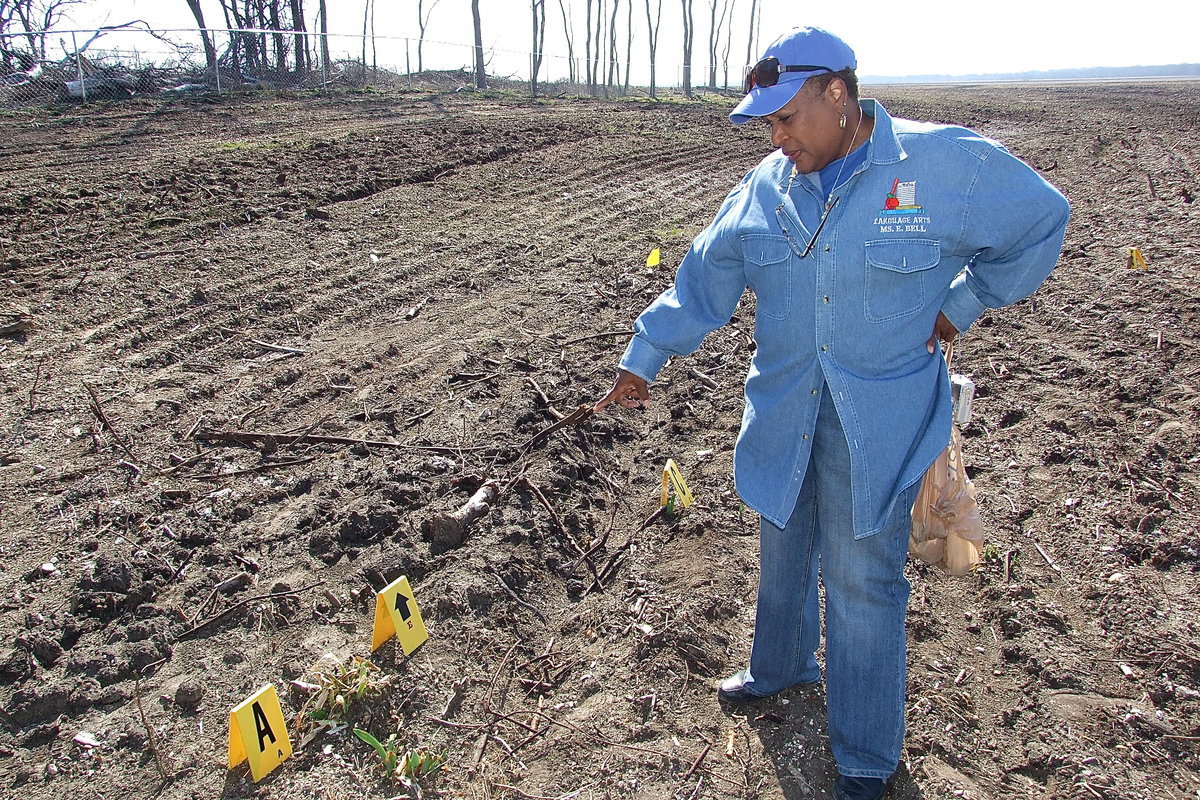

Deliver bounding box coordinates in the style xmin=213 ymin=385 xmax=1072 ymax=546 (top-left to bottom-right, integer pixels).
xmin=863 ymin=239 xmax=940 ymax=322
xmin=742 ymin=234 xmax=792 ymax=321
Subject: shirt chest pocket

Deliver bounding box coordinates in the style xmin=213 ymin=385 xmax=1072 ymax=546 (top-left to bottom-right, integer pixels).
xmin=863 ymin=239 xmax=941 ymax=322
xmin=741 ymin=234 xmax=792 ymax=321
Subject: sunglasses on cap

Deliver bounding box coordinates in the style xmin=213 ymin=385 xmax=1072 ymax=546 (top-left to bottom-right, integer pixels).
xmin=744 ymin=56 xmax=833 ymax=93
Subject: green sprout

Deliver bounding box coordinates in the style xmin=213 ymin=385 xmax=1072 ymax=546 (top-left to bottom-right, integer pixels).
xmin=353 ymin=728 xmax=448 ymax=789
xmin=296 ymin=656 xmax=389 ymax=742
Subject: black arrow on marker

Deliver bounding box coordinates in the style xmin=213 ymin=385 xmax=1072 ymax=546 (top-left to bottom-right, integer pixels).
xmin=394 ymin=592 xmax=412 ymax=622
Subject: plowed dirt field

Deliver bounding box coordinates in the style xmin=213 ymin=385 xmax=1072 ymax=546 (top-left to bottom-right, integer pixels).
xmin=1 ymin=81 xmax=1198 ymax=800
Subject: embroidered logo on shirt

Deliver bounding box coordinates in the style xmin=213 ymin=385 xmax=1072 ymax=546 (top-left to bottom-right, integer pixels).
xmin=873 ymin=178 xmax=931 ymax=233
xmin=882 ymin=178 xmax=922 ymax=213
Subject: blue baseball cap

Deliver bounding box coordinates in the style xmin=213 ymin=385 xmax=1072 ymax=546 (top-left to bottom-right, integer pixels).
xmin=730 ymin=26 xmax=857 ymax=124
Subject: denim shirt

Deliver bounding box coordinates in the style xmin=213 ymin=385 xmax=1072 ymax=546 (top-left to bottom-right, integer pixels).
xmin=619 ymin=99 xmax=1070 ymax=536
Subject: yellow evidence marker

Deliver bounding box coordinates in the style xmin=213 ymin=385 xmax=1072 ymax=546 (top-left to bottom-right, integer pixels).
xmin=228 ymin=684 xmax=293 ymax=782
xmin=646 ymin=248 xmax=661 ymax=268
xmin=371 ymin=575 xmax=429 ymax=655
xmin=1127 ymin=247 xmax=1148 ymax=269
xmin=660 ymin=458 xmax=695 ymax=510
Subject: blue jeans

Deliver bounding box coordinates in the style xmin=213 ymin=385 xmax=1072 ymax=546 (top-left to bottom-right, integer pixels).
xmin=740 ymin=385 xmax=920 ymax=779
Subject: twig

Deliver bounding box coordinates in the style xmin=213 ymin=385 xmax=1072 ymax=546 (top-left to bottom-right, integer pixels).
xmin=684 ymin=742 xmax=713 ymax=779
xmin=28 ymin=356 xmax=46 ymax=412
xmin=1033 ymin=541 xmax=1061 ymax=573
xmin=173 ymin=581 xmax=325 ymax=642
xmin=448 ymin=372 xmax=499 ymax=391
xmin=84 ymin=382 xmax=160 ymax=474
xmin=194 ymin=428 xmax=488 ymax=454
xmin=250 ymin=338 xmax=306 ymax=356
xmin=405 ymin=408 xmax=434 ymax=426
xmin=558 ymin=330 xmax=630 ymax=346
xmin=594 ymin=507 xmax=665 ymax=590
xmin=284 ymin=414 xmax=331 ymax=451
xmin=492 ymin=569 xmax=547 ymax=623
xmin=525 ymin=377 xmax=565 ymax=420
xmin=134 ymin=675 xmax=169 ymax=782
xmin=520 ymin=476 xmax=602 ymax=587
xmin=520 ymin=477 xmax=571 ymax=542
xmin=688 ymin=368 xmax=719 ymax=389
xmin=519 ymin=404 xmax=594 ymax=451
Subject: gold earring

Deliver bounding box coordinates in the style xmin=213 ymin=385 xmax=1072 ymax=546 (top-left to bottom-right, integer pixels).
xmin=839 ymin=112 xmax=847 ymax=129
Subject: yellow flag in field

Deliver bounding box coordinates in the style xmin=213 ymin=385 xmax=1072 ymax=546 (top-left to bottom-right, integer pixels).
xmin=660 ymin=459 xmax=694 ymax=509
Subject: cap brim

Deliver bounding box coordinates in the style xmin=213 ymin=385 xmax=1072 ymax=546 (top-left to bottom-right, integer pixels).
xmin=729 ymin=72 xmax=822 ymax=125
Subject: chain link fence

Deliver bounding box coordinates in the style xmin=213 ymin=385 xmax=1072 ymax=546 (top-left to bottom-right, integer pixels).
xmin=0 ymin=24 xmax=715 ymax=109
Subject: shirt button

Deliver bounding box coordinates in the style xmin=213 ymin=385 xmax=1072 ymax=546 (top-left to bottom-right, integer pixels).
xmin=823 ymin=296 xmax=830 ymax=303
xmin=821 ymin=345 xmax=828 ymax=352
xmin=803 ymin=434 xmax=809 ymax=440
xmin=811 ymin=389 xmax=818 ymax=395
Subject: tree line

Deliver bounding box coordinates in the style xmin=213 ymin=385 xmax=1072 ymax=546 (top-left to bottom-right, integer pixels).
xmin=0 ymin=0 xmax=764 ymax=98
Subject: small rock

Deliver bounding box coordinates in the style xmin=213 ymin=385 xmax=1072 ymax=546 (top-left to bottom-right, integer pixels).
xmin=174 ymin=678 xmax=205 ymax=710
xmin=73 ymin=731 xmax=101 ymax=748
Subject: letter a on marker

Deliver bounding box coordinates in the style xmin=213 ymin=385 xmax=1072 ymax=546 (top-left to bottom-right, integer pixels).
xmin=228 ymin=684 xmax=292 ymax=781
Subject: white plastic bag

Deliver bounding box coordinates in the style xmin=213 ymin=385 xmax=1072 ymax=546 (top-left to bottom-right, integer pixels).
xmin=909 ymin=425 xmax=984 ymax=575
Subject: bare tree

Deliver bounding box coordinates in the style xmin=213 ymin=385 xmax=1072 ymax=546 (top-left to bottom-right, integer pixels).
xmin=530 ymin=0 xmax=546 ymax=96
xmin=289 ymin=0 xmax=307 ymax=74
xmin=210 ymin=1 xmax=309 ymax=78
xmin=643 ymin=0 xmax=662 ymax=98
xmin=182 ymin=0 xmax=219 ymax=75
xmin=556 ymin=0 xmax=575 ymax=83
xmin=268 ymin=0 xmax=287 ymax=74
xmin=584 ymin=0 xmax=609 ymax=95
xmin=316 ymin=0 xmax=329 ymax=72
xmin=583 ymin=0 xmax=595 ymax=92
xmin=0 ymin=0 xmax=80 ymax=69
xmin=719 ymin=0 xmax=736 ymax=88
xmin=471 ymin=0 xmax=486 ymax=88
xmin=680 ymin=0 xmax=694 ymax=98
xmin=360 ymin=0 xmax=370 ymax=79
xmin=606 ymin=0 xmax=619 ymax=90
xmin=623 ymin=0 xmax=631 ymax=94
xmin=416 ymin=0 xmax=442 ymax=72
xmin=743 ymin=0 xmax=758 ymax=78
xmin=706 ymin=0 xmax=731 ymax=90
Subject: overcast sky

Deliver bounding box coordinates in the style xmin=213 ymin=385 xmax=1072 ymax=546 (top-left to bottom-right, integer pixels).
xmin=61 ymin=0 xmax=1200 ymax=81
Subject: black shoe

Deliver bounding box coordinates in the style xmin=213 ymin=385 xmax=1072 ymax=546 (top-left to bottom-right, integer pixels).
xmin=833 ymin=775 xmax=888 ymax=800
xmin=716 ymin=670 xmax=771 ymax=704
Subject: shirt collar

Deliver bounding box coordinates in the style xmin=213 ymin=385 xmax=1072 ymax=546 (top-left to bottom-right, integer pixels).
xmin=861 ymin=98 xmax=907 ymax=165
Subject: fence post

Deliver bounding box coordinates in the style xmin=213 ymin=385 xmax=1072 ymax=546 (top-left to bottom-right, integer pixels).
xmin=214 ymin=30 xmax=222 ymax=94
xmin=71 ymin=31 xmax=86 ymax=102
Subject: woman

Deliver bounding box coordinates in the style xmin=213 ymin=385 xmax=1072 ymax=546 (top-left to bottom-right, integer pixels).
xmin=595 ymin=26 xmax=1070 ymax=800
